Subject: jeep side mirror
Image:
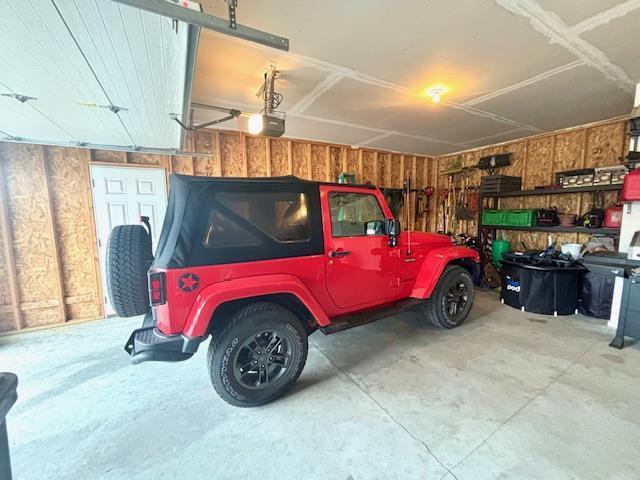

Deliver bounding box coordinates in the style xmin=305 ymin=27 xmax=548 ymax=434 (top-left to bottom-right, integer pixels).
xmin=386 ymin=219 xmax=401 ymax=247
xmin=364 ymin=220 xmax=385 ymax=236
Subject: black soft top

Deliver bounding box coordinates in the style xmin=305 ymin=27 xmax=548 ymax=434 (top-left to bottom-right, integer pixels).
xmin=153 ymin=174 xmax=326 ymax=268
xmin=163 ymin=174 xmax=377 ymax=189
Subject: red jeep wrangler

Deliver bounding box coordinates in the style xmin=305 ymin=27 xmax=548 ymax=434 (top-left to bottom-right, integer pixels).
xmin=109 ymin=174 xmax=479 ymax=407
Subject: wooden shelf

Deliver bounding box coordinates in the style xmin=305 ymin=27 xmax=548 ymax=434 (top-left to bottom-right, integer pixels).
xmin=481 ymin=224 xmax=621 ymax=235
xmin=482 ymin=184 xmax=623 ymax=198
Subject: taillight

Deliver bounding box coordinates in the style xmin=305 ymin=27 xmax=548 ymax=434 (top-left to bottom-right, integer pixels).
xmin=149 ymin=272 xmax=166 ymax=306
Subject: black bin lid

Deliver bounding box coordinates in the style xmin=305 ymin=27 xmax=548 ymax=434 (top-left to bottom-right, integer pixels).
xmin=581 ymin=252 xmax=628 ymax=268
xmin=0 ymin=373 xmax=18 ymax=419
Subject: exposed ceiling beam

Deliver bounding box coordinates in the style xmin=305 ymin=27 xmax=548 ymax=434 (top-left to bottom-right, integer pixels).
xmin=110 ymin=0 xmax=290 ymax=51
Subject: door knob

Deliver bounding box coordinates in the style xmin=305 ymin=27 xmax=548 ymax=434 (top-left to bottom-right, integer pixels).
xmin=329 ymin=250 xmax=351 ymax=258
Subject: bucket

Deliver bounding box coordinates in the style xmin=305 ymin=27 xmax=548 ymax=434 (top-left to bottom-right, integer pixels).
xmin=492 ymin=239 xmax=511 ymax=266
xmin=560 ymin=243 xmax=582 ymax=259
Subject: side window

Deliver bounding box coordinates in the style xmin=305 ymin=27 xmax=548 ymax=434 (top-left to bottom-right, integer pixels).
xmin=202 ymin=210 xmax=260 ymax=248
xmin=329 ymin=192 xmax=385 ymax=237
xmin=203 ymin=191 xmax=311 ymax=248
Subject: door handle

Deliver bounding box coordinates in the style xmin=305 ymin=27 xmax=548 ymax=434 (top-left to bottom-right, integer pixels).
xmin=329 ymin=250 xmax=351 ymax=258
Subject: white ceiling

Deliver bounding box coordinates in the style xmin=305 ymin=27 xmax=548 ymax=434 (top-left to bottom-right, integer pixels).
xmin=192 ymin=0 xmax=638 ymax=156
xmin=0 ymin=0 xmax=192 ymax=149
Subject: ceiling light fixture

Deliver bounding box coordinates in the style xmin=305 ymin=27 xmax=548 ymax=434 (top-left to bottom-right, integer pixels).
xmin=426 ymin=86 xmax=446 ymax=104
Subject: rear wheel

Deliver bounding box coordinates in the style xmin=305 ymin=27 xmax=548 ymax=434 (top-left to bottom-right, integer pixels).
xmin=425 ymin=265 xmax=474 ymax=328
xmin=106 ymin=225 xmax=152 ymax=317
xmin=207 ymin=302 xmax=308 ymax=407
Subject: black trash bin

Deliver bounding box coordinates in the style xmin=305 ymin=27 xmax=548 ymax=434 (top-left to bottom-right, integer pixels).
xmin=0 ymin=373 xmax=18 ymax=480
xmin=580 ymin=253 xmax=627 ymax=318
xmin=501 ymin=258 xmax=585 ymax=315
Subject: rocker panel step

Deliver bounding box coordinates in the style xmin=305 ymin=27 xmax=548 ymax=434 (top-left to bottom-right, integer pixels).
xmin=320 ymin=298 xmax=422 ymax=335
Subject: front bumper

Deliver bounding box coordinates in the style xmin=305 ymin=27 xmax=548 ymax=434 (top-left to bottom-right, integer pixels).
xmin=124 ymin=313 xmax=201 ymax=364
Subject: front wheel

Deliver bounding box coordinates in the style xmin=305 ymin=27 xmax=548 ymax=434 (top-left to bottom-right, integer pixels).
xmin=207 ymin=302 xmax=308 ymax=407
xmin=424 ymin=265 xmax=474 ymax=329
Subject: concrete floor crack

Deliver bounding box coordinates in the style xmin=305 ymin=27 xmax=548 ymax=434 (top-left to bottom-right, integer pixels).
xmin=448 ymin=338 xmax=600 ymax=475
xmin=311 ymin=340 xmax=459 ymax=480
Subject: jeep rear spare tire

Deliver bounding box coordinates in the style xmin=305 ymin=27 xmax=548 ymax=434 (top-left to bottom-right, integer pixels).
xmin=207 ymin=302 xmax=308 ymax=407
xmin=425 ymin=265 xmax=474 ymax=329
xmin=107 ymin=225 xmax=153 ymax=317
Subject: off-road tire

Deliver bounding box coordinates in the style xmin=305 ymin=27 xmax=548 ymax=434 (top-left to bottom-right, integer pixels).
xmin=425 ymin=265 xmax=474 ymax=329
xmin=207 ymin=302 xmax=308 ymax=407
xmin=107 ymin=225 xmax=153 ymax=317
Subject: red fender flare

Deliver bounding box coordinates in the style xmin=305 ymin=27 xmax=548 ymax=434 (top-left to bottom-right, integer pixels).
xmin=182 ymin=274 xmax=331 ymax=337
xmin=410 ymin=247 xmax=479 ymax=299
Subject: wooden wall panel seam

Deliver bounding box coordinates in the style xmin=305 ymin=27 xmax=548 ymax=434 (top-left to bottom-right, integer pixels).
xmin=241 ymin=132 xmax=248 ymax=176
xmin=214 ymin=132 xmax=222 ymax=176
xmin=371 ymin=151 xmax=377 ymax=186
xmin=324 ymin=145 xmax=331 ymax=182
xmin=0 ymin=150 xmax=23 ymax=329
xmin=265 ymin=138 xmax=272 ymax=177
xmin=41 ymin=146 xmax=67 ymax=323
xmin=84 ymin=152 xmax=106 ymax=318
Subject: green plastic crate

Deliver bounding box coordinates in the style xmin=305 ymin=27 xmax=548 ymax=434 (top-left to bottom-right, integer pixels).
xmin=481 ymin=209 xmax=506 ymax=226
xmin=504 ymin=209 xmax=536 ymax=226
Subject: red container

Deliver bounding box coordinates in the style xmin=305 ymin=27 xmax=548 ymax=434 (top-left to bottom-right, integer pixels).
xmin=604 ymin=205 xmax=623 ymax=228
xmin=621 ymin=168 xmax=640 ymax=201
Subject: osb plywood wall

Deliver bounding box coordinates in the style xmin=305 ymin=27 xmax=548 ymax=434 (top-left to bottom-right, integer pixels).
xmin=0 ymin=118 xmax=628 ymax=333
xmin=0 ymin=131 xmax=432 ymax=333
xmin=433 ymin=118 xmax=628 ymax=249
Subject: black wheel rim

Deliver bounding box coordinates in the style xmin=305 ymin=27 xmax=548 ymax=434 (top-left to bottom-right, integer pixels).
xmin=232 ymin=329 xmax=292 ymax=390
xmin=445 ymin=282 xmax=469 ymax=318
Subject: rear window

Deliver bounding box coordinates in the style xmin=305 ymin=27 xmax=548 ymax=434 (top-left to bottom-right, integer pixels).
xmin=203 ymin=191 xmax=310 ymax=248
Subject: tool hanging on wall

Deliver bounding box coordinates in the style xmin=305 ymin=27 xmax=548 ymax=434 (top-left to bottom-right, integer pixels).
xmin=437 ymin=190 xmax=446 ymax=233
xmin=416 ymin=187 xmax=434 ymax=228
xmin=455 ymin=173 xmax=474 ymax=221
xmin=383 ymin=188 xmax=404 ymax=218
xmin=404 ymin=178 xmax=412 ymax=254
xmin=477 ymin=153 xmax=511 ymax=175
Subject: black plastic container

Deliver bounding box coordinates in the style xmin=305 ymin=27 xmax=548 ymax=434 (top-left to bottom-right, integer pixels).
xmin=0 ymin=373 xmax=18 ymax=480
xmin=501 ymin=259 xmax=584 ymax=315
xmin=580 ymin=254 xmax=626 ymax=318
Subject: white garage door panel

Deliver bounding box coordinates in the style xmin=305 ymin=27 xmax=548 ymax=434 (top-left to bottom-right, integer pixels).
xmin=0 ymin=95 xmax=72 ymax=141
xmin=0 ymin=0 xmax=190 ymax=149
xmin=0 ymin=0 xmax=131 ymax=145
xmin=44 ymin=0 xmax=188 ymax=148
xmin=47 ymin=0 xmax=147 ymax=142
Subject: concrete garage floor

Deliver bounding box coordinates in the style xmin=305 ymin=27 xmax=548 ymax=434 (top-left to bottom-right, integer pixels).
xmin=2 ymin=291 xmax=640 ymax=480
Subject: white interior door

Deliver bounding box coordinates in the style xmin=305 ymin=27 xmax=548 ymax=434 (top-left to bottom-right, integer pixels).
xmin=90 ymin=165 xmax=168 ymax=316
